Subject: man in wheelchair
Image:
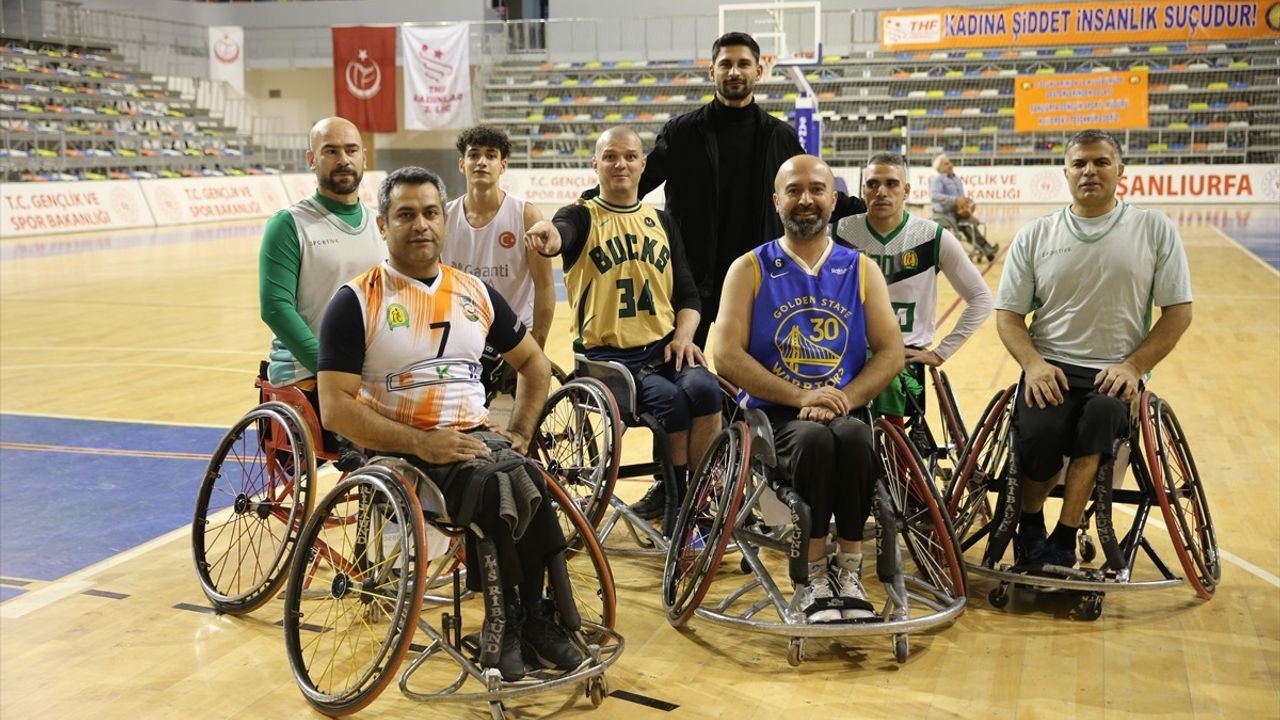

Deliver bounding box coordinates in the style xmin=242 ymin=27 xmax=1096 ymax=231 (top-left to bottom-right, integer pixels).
xmin=714 ymin=155 xmax=904 ymax=622
xmin=316 ymin=166 xmax=583 ymax=681
xmin=994 ymin=129 xmax=1193 ymax=572
xmin=527 ymin=126 xmax=723 ymax=522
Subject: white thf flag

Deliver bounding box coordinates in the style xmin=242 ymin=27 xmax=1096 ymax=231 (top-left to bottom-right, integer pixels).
xmin=208 ymin=26 xmax=245 ymax=95
xmin=401 ymin=24 xmax=473 ymax=131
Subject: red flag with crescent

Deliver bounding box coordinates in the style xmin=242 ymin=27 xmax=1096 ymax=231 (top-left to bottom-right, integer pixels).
xmin=332 ymin=26 xmax=397 ymax=132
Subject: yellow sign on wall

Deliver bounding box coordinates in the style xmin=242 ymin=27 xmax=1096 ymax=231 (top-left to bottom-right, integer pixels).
xmin=1014 ymin=71 xmax=1149 ymax=133
xmin=881 ymin=1 xmax=1279 ymax=50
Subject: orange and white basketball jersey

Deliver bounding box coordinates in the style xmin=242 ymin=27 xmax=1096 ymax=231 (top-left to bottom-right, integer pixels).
xmin=344 ymin=261 xmax=494 ymax=431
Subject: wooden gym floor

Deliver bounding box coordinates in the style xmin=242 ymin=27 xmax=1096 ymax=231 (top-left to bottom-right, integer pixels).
xmin=0 ymin=203 xmax=1276 ymax=719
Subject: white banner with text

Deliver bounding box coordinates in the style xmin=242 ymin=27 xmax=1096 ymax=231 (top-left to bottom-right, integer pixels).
xmin=140 ymin=175 xmax=289 ymax=226
xmin=1 ymin=181 xmax=153 ymax=237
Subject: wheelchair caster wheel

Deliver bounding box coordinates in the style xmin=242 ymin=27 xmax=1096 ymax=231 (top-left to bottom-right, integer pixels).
xmin=1080 ymin=594 xmax=1103 ymax=621
xmin=893 ymin=634 xmax=909 ymax=663
xmin=989 ymin=585 xmax=1009 ymax=609
xmin=740 ymin=557 xmax=751 ymax=574
xmin=587 ymin=677 xmax=608 ymax=707
xmin=1078 ymin=535 xmax=1097 ymax=563
xmin=787 ymin=638 xmax=805 ymax=667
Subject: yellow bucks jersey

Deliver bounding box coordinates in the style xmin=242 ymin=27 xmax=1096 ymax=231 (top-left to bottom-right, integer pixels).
xmin=564 ymin=198 xmax=675 ymax=350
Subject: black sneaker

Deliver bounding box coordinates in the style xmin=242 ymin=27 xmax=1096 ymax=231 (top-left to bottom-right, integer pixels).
xmin=1014 ymin=516 xmax=1047 ymax=564
xmin=629 ymin=480 xmax=666 ymax=521
xmin=522 ymin=602 xmax=584 ymax=671
xmin=491 ymin=599 xmax=526 ymax=681
xmin=1035 ymin=543 xmax=1078 ymax=571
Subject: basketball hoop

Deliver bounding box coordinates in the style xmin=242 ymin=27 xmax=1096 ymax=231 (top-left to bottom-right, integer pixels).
xmin=761 ymin=54 xmax=778 ymax=80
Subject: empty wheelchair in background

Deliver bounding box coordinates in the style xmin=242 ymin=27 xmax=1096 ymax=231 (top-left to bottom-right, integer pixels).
xmin=661 ymin=409 xmax=967 ymax=665
xmin=281 ymin=457 xmax=622 ymax=719
xmin=944 ymin=384 xmax=1219 ymax=620
xmin=192 ymin=378 xmax=364 ymax=615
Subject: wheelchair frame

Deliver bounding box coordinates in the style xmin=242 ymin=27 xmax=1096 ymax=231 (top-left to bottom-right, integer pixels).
xmin=944 ymin=384 xmax=1220 ymax=620
xmin=660 ymin=409 xmax=968 ymax=665
xmin=281 ymin=457 xmax=623 ymax=719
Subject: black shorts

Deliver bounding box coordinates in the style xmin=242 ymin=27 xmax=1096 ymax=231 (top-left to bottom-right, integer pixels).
xmin=1014 ymin=361 xmax=1130 ymax=482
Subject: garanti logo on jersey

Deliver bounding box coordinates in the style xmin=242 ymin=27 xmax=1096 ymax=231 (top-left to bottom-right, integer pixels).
xmin=387 ymin=303 xmax=410 ymax=330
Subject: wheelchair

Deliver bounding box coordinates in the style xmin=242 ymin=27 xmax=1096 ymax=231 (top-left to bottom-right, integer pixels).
xmin=280 ymin=456 xmax=622 ymax=718
xmin=660 ymin=408 xmax=968 ymax=664
xmin=532 ymin=354 xmax=738 ymax=558
xmin=891 ymin=365 xmax=970 ymax=496
xmin=934 ymin=213 xmax=997 ymax=263
xmin=943 ymin=383 xmax=1220 ymax=620
xmin=192 ymin=378 xmax=363 ymax=615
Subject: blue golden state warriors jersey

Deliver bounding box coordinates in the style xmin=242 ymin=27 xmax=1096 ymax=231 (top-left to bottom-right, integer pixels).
xmin=740 ymin=239 xmax=871 ymax=410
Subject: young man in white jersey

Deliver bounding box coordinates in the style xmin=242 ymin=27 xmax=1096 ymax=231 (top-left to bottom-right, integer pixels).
xmin=258 ymin=116 xmax=385 ymax=448
xmin=995 ymin=129 xmax=1193 ymax=570
xmin=716 ymin=155 xmax=902 ymax=621
xmin=444 ymin=126 xmax=557 ymax=399
xmin=834 ymin=152 xmax=992 ymax=427
xmin=317 ymin=167 xmax=583 ymax=681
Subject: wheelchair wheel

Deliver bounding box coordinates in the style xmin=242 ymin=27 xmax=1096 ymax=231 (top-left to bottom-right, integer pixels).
xmin=533 ymin=377 xmax=621 ymax=540
xmin=945 ymin=386 xmax=1015 ymax=540
xmin=662 ymin=422 xmax=750 ymax=627
xmin=541 ymin=469 xmax=617 ymax=640
xmin=1141 ymin=393 xmax=1220 ymax=600
xmin=282 ymin=466 xmax=427 ymax=716
xmin=192 ymin=401 xmax=315 ymax=615
xmin=930 ymin=367 xmax=968 ymax=459
xmin=877 ymin=420 xmax=967 ymax=598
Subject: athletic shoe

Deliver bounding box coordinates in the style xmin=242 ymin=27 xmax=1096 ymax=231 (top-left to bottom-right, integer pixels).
xmin=522 ymin=601 xmax=584 ymax=671
xmin=492 ymin=599 xmax=526 ymax=681
xmin=1014 ymin=515 xmax=1047 ymax=564
xmin=831 ymin=565 xmax=877 ymax=621
xmin=796 ymin=559 xmax=842 ymax=623
xmin=1034 ymin=543 xmax=1078 ymax=571
xmin=629 ymin=480 xmax=665 ymax=520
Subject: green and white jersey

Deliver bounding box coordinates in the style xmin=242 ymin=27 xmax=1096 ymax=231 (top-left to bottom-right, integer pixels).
xmin=835 ymin=212 xmax=943 ymax=349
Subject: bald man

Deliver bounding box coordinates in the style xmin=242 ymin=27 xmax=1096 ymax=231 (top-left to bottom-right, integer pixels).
xmin=527 ymin=127 xmax=721 ymax=522
xmin=258 ymin=117 xmax=385 ymax=433
xmin=715 ymin=155 xmax=902 ymax=622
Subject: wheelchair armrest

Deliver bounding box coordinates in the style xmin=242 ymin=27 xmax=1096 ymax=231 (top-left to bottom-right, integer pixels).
xmin=744 ymin=408 xmax=777 ymax=469
xmin=573 ymin=353 xmax=641 ymax=422
xmin=366 ymin=456 xmax=452 ymax=524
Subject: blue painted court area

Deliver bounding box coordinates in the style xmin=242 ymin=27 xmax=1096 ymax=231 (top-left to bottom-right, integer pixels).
xmin=0 ymin=414 xmax=230 ymax=582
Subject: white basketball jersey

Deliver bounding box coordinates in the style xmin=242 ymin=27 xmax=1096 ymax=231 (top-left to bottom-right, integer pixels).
xmin=444 ymin=193 xmax=535 ymax=329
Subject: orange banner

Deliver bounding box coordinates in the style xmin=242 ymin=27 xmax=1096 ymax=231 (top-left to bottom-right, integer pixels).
xmin=881 ymin=1 xmax=1280 ymax=50
xmin=1014 ymin=71 xmax=1149 ymax=133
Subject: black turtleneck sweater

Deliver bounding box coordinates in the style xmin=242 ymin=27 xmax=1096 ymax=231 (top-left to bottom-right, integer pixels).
xmin=710 ymin=99 xmax=759 ymax=273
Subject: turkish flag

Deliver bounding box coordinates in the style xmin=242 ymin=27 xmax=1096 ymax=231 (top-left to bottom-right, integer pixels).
xmin=332 ymin=26 xmax=397 ymax=133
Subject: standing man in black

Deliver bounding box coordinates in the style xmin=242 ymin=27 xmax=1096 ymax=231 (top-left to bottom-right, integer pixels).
xmin=588 ymin=31 xmax=866 ymax=347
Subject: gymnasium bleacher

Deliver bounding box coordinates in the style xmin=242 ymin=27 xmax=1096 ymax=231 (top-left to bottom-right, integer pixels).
xmin=480 ymin=39 xmax=1279 ymax=169
xmin=0 ymin=38 xmax=275 ymax=182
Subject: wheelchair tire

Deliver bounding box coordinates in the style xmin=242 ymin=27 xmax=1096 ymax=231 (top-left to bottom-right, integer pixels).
xmin=192 ymin=401 xmax=315 ymax=615
xmin=945 ymin=385 xmax=1015 ymax=540
xmin=877 ymin=420 xmax=968 ymax=598
xmin=1141 ymin=392 xmax=1220 ymax=600
xmin=541 ymin=468 xmax=618 ymax=639
xmin=282 ymin=466 xmax=427 ymax=716
xmin=533 ymin=377 xmax=621 ymax=540
xmin=930 ymin=367 xmax=968 ymax=459
xmin=662 ymin=422 xmax=750 ymax=627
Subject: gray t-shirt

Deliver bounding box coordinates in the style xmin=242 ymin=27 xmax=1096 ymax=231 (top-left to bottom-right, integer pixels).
xmin=994 ymin=201 xmax=1192 ymax=369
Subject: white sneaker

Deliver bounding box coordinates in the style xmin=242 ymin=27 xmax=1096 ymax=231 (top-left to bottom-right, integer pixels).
xmin=793 ymin=571 xmax=844 ymax=622
xmin=831 ymin=565 xmax=876 ymax=621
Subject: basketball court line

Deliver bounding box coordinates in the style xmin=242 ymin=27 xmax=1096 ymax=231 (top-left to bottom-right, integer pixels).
xmin=0 ymin=410 xmax=226 ymax=429
xmin=1206 ymin=223 xmax=1280 ymax=277
xmin=1111 ymin=504 xmax=1279 ymax=589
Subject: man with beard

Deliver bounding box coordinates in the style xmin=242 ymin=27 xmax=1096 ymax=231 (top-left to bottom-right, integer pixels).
xmin=834 ymin=152 xmax=992 ymax=426
xmin=258 ymin=117 xmax=385 ymax=409
xmin=583 ymin=32 xmax=866 ymax=348
xmin=994 ymin=129 xmax=1192 ymax=570
xmin=714 ymin=155 xmax=902 ymax=622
